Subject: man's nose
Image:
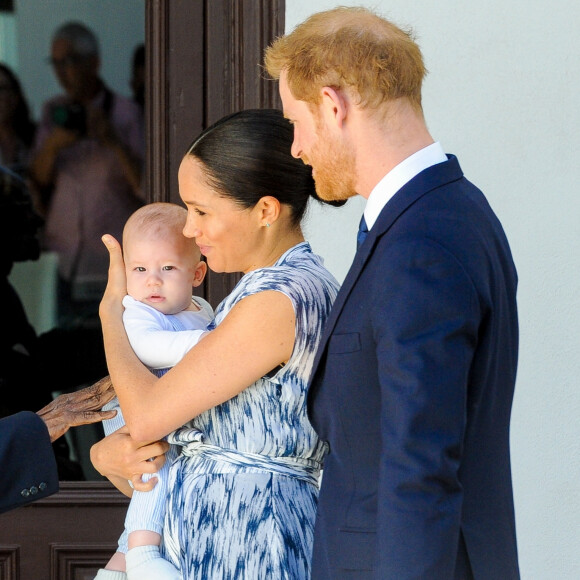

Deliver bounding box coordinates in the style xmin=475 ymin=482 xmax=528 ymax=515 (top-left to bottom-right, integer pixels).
xmin=290 ymin=138 xmax=302 ymax=159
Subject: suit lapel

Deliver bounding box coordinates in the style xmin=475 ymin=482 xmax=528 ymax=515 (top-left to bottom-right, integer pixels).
xmin=308 ymin=155 xmax=464 ymax=387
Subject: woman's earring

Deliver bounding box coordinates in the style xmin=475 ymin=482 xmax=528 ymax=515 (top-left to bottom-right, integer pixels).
xmin=265 ymin=223 xmax=270 ymax=228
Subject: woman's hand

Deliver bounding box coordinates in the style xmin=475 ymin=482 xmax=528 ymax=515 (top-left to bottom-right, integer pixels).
xmin=37 ymin=376 xmax=117 ymax=442
xmin=90 ymin=426 xmax=170 ymax=496
xmin=100 ymin=234 xmax=127 ymax=322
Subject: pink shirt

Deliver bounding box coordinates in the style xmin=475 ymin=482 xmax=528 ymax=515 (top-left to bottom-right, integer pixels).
xmin=35 ymin=87 xmax=144 ymax=298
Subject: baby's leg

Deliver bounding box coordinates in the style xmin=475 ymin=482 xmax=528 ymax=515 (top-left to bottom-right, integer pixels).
xmin=126 ymin=505 xmax=179 ymax=580
xmin=125 ymin=480 xmax=180 ymax=580
xmin=128 ymin=529 xmax=162 ymax=550
xmin=105 ymin=551 xmax=127 ymax=571
xmin=126 ymin=544 xmax=180 ymax=580
xmin=93 ymin=525 xmax=128 ymax=578
xmin=93 ymin=564 xmax=127 ymax=579
xmin=101 ymin=397 xmax=126 ymax=435
xmin=124 ymin=446 xmax=180 ymax=580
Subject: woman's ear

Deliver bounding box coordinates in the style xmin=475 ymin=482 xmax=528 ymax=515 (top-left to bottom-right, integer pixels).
xmin=192 ymin=260 xmax=208 ymax=287
xmin=257 ymin=195 xmax=281 ymax=227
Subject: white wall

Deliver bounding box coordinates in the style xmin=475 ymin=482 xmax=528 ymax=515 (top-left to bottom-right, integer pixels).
xmin=287 ymin=1 xmax=580 ymax=579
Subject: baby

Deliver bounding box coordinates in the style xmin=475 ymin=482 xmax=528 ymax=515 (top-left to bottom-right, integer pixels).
xmin=95 ymin=202 xmax=213 ymax=580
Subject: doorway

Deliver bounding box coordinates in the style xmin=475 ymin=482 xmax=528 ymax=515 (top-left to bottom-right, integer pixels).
xmin=0 ymin=1 xmax=284 ymax=577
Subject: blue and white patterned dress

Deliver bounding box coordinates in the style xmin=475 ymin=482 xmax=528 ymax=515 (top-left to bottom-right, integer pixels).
xmin=161 ymin=242 xmax=339 ymax=579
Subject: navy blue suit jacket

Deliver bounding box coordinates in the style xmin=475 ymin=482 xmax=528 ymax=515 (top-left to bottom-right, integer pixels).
xmin=0 ymin=411 xmax=59 ymax=514
xmin=308 ymin=156 xmax=520 ymax=579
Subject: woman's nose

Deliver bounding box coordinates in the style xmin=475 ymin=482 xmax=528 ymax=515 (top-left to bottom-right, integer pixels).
xmin=183 ymin=220 xmax=200 ymax=239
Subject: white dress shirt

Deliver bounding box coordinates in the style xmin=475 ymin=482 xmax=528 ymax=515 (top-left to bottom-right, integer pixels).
xmin=363 ymin=142 xmax=448 ymax=230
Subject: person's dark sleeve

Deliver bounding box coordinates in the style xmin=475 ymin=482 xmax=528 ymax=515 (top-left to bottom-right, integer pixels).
xmin=0 ymin=411 xmax=59 ymax=514
xmin=373 ymin=238 xmax=479 ymax=578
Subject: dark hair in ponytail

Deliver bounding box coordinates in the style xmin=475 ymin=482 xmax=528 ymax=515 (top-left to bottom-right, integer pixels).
xmin=185 ymin=108 xmax=343 ymax=226
xmin=0 ymin=62 xmax=36 ymax=149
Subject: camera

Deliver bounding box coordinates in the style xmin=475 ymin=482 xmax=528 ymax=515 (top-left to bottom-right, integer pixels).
xmin=50 ymin=102 xmax=87 ymax=135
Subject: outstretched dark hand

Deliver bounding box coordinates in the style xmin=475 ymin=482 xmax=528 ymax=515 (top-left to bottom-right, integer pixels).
xmin=36 ymin=376 xmax=117 ymax=442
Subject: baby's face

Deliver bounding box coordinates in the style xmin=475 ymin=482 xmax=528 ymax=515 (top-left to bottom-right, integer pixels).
xmin=125 ymin=234 xmax=199 ymax=315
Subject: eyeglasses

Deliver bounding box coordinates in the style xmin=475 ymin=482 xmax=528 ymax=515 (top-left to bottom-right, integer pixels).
xmin=46 ymin=54 xmax=85 ymax=69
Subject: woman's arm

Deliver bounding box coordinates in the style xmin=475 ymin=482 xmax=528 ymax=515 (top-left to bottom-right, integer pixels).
xmin=90 ymin=426 xmax=169 ymax=497
xmin=100 ymin=235 xmax=296 ymax=442
xmin=29 ymin=127 xmax=78 ymax=195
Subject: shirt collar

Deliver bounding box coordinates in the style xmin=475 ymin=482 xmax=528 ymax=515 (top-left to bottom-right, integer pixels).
xmin=364 ymin=142 xmax=447 ymax=230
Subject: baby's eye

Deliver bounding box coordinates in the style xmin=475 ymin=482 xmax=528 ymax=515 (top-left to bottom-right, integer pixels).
xmin=135 ymin=266 xmax=146 ymax=272
xmin=162 ymin=265 xmax=175 ymax=271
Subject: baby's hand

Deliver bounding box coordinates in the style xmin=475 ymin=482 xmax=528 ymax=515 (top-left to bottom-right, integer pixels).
xmin=129 ymin=472 xmax=159 ymax=492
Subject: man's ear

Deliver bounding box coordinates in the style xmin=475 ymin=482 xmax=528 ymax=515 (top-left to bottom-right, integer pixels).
xmin=320 ymin=86 xmax=348 ymax=129
xmin=192 ymin=260 xmax=208 ymax=287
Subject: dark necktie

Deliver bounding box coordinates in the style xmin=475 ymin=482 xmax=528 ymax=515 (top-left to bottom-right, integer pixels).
xmin=357 ymin=214 xmax=369 ymax=249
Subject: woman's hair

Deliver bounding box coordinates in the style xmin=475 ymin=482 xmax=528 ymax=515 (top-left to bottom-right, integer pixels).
xmin=0 ymin=63 xmax=36 ymax=148
xmin=185 ymin=108 xmax=343 ymax=227
xmin=0 ymin=166 xmax=42 ymax=267
xmin=264 ymin=6 xmax=426 ymax=113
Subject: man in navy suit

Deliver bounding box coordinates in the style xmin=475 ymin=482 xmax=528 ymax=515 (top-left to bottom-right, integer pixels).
xmin=266 ymin=6 xmax=520 ymax=579
xmin=0 ymin=379 xmax=116 ymax=514
xmin=0 ymin=381 xmax=170 ymax=515
xmin=0 ymin=412 xmax=59 ymax=514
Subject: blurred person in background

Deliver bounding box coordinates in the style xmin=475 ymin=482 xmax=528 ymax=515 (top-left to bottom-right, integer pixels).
xmin=30 ymin=21 xmax=145 ymax=331
xmin=1 ymin=164 xmax=109 ymax=479
xmin=130 ymin=43 xmax=145 ymax=114
xmin=0 ymin=62 xmax=36 ymax=179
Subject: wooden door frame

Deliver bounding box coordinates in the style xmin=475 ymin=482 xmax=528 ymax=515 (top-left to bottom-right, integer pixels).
xmin=61 ymin=0 xmax=285 ymax=492
xmin=1 ymin=4 xmax=286 ymax=577
xmin=146 ymin=0 xmax=285 ymax=307
xmin=53 ymin=0 xmax=287 ymax=497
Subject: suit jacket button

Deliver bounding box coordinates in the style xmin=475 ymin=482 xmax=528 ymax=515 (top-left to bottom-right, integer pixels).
xmin=39 ymin=482 xmax=47 ymax=491
xmin=21 ymin=489 xmax=30 ymax=497
xmin=30 ymin=486 xmax=39 ymax=495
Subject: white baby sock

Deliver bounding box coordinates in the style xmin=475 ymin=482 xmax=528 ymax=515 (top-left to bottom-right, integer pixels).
xmin=93 ymin=570 xmax=127 ymax=580
xmin=125 ymin=545 xmax=180 ymax=580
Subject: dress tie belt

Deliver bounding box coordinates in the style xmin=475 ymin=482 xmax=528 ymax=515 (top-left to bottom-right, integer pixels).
xmin=170 ymin=429 xmax=321 ymax=487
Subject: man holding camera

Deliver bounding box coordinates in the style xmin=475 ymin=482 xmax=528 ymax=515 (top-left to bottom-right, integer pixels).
xmin=30 ymin=21 xmax=144 ymax=330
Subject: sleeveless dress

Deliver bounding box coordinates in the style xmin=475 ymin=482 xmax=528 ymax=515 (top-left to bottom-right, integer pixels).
xmin=161 ymin=242 xmax=339 ymax=579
